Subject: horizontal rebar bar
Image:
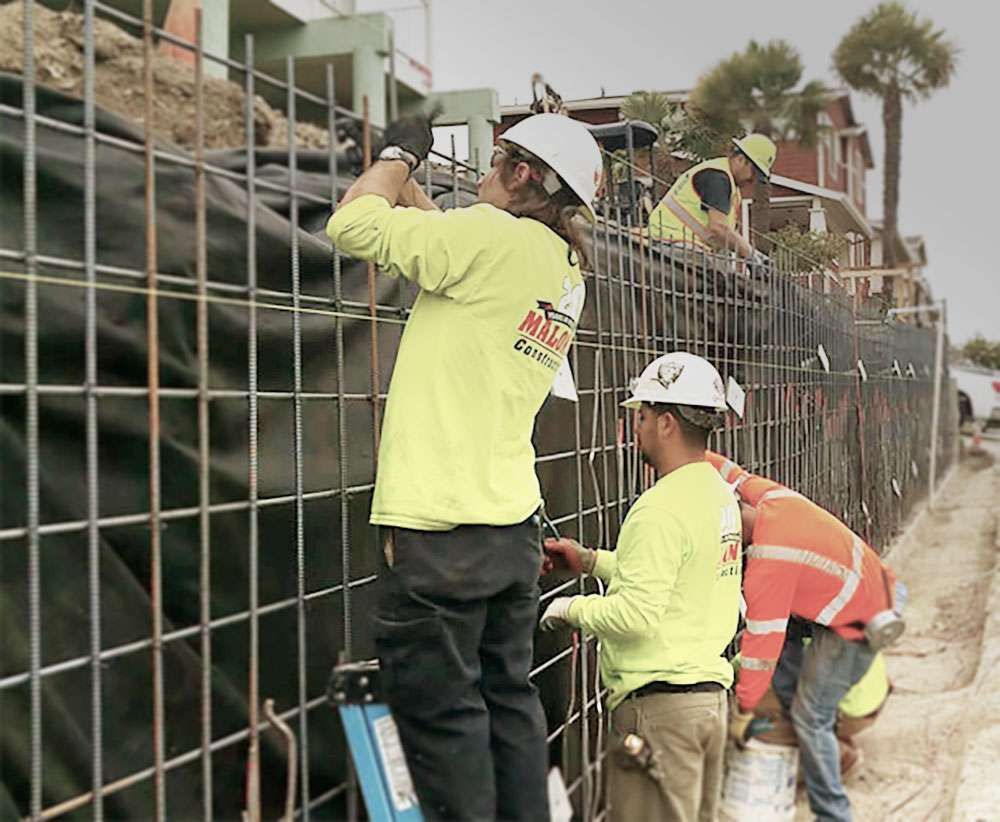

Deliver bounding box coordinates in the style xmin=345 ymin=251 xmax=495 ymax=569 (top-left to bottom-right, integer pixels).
xmin=0 ymin=575 xmax=377 ymax=691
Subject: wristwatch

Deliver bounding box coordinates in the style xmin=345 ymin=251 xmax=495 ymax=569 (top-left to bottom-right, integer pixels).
xmin=378 ymin=145 xmax=419 ymax=174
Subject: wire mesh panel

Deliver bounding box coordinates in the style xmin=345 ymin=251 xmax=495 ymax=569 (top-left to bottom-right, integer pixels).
xmin=0 ymin=3 xmax=956 ymax=820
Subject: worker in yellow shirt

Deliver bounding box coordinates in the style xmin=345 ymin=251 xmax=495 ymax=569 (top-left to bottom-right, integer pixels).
xmin=747 ymin=636 xmax=892 ymax=776
xmin=326 ymin=111 xmax=602 ymax=821
xmin=540 ymin=352 xmax=742 ymax=822
xmin=647 ymin=133 xmax=777 ymax=258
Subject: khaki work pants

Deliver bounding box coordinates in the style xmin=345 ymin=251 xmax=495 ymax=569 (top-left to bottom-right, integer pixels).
xmin=608 ymin=689 xmax=727 ymax=822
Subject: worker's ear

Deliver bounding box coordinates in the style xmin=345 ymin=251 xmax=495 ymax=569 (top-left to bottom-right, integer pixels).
xmin=506 ymin=161 xmax=534 ymax=191
xmin=659 ymin=409 xmax=679 ymax=439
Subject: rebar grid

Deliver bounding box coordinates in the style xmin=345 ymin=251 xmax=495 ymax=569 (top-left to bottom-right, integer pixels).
xmin=0 ymin=5 xmax=955 ymax=820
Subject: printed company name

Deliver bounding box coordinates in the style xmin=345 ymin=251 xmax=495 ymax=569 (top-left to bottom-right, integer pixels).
xmin=717 ymin=504 xmax=742 ymax=579
xmin=513 ymin=301 xmax=575 ymax=371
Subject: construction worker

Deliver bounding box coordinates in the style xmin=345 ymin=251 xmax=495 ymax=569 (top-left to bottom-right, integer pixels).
xmin=540 ymin=353 xmax=742 ymax=822
xmin=708 ymin=451 xmax=904 ymax=822
xmin=742 ymin=647 xmax=892 ymax=775
xmin=646 ymin=133 xmax=777 ymax=258
xmin=830 ymin=651 xmax=891 ymax=774
xmin=326 ymin=112 xmax=602 ymax=821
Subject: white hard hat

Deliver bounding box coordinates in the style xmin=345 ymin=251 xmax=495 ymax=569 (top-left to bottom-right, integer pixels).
xmin=622 ymin=352 xmax=727 ymax=411
xmin=499 ymin=113 xmax=604 ymax=222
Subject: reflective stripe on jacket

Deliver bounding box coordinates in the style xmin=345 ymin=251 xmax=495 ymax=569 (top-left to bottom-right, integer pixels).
xmin=647 ymin=157 xmax=740 ymax=245
xmin=705 ymin=451 xmax=897 ymax=711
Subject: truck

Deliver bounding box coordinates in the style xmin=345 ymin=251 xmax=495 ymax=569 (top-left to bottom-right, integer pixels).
xmin=953 ymin=363 xmax=1000 ymax=430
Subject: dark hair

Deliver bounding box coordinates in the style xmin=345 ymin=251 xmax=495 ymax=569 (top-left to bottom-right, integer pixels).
xmin=644 ymin=402 xmax=721 ymax=447
xmin=496 ymin=142 xmax=591 ymax=268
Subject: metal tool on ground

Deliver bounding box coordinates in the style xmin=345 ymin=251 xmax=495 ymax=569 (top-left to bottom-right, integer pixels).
xmin=328 ymin=660 xmax=423 ymax=822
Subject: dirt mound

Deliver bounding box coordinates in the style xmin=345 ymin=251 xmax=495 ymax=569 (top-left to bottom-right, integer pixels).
xmin=0 ymin=0 xmax=330 ymax=149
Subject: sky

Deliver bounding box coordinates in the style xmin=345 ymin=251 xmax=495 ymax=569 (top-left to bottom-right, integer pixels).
xmin=418 ymin=0 xmax=998 ymax=344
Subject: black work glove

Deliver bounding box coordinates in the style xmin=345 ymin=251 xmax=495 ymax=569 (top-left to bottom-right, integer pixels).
xmin=381 ymin=105 xmax=441 ymax=164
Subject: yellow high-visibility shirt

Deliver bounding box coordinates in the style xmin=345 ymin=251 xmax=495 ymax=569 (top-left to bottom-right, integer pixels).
xmin=647 ymin=156 xmax=740 ymax=246
xmin=326 ymin=194 xmax=584 ymax=530
xmin=570 ymin=462 xmax=743 ymax=710
xmin=839 ymin=652 xmax=890 ymax=718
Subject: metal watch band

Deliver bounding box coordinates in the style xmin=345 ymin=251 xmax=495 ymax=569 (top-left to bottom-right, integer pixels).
xmin=378 ymin=146 xmax=419 ymax=173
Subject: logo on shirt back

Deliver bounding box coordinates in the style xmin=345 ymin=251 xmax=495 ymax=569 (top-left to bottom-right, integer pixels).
xmin=513 ymin=277 xmax=585 ymax=372
xmin=718 ymin=503 xmax=742 ymax=579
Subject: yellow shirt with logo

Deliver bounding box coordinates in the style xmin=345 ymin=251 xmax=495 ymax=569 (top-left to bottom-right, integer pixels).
xmin=326 ymin=194 xmax=584 ymax=530
xmin=569 ymin=462 xmax=742 ymax=709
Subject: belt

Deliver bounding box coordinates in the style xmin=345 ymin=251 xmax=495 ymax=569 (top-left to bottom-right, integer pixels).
xmin=627 ymin=680 xmax=724 ymax=700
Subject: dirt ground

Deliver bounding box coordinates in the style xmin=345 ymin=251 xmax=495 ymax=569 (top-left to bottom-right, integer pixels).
xmin=794 ymin=437 xmax=999 ymax=821
xmin=0 ymin=0 xmax=332 ymax=149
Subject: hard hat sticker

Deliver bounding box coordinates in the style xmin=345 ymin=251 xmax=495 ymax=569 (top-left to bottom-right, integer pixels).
xmin=656 ymin=361 xmax=685 ymax=387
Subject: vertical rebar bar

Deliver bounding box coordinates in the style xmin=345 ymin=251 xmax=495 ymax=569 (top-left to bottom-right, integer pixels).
xmin=570 ymin=337 xmax=590 ymax=819
xmin=928 ymin=300 xmax=946 ymax=508
xmin=362 ymin=97 xmax=382 ymax=460
xmin=243 ymin=32 xmax=263 ymax=822
xmin=22 ymin=0 xmax=42 ymax=816
xmin=327 ymin=65 xmax=359 ymax=822
xmin=450 ymin=133 xmax=458 ymax=206
xmin=82 ymin=1 xmax=104 ymax=817
xmin=142 ymin=1 xmax=167 ymax=817
xmin=592 ymin=219 xmax=611 ymax=552
xmin=286 ymin=55 xmax=311 ymax=821
xmin=193 ymin=12 xmax=213 ymax=819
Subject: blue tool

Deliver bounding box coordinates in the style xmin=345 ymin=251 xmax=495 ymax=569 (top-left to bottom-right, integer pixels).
xmin=328 ymin=660 xmax=424 ymax=822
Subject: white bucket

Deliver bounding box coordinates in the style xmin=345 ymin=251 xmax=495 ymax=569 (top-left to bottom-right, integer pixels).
xmin=719 ymin=739 xmax=799 ymax=822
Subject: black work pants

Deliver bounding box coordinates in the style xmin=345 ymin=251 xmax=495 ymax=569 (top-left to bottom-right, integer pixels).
xmin=373 ymin=513 xmax=550 ymax=822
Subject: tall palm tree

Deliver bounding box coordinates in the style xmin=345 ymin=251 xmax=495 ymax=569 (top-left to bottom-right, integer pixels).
xmin=692 ymin=40 xmax=828 ymax=251
xmin=834 ymin=3 xmax=957 ymax=267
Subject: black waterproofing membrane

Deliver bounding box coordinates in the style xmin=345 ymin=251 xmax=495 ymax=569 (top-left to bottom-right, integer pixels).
xmin=0 ymin=72 xmax=947 ymax=819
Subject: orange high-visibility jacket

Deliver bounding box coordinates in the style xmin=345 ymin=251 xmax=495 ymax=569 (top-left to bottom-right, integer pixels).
xmin=706 ymin=452 xmax=897 ymax=712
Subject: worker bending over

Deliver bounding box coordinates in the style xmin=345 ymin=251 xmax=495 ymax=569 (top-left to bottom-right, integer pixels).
xmin=327 ymin=112 xmax=602 ymax=821
xmin=709 ymin=451 xmax=904 ymax=822
xmin=646 ymin=134 xmax=776 ymax=258
xmin=541 ymin=353 xmax=742 ymax=822
xmin=749 ymin=643 xmax=891 ymax=776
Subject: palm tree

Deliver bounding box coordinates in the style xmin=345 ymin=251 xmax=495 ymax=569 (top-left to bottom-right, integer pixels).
xmin=620 ymin=91 xmax=673 ymax=132
xmin=620 ymin=91 xmax=729 ymax=193
xmin=834 ymin=3 xmax=957 ymax=268
xmin=692 ymin=40 xmax=828 ymax=251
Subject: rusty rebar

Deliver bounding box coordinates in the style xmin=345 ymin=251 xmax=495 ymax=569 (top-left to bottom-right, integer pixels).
xmin=141 ymin=1 xmax=166 ymax=818
xmin=193 ymin=9 xmax=213 ymax=820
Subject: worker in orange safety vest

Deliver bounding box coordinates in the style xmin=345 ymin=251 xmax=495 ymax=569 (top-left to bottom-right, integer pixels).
xmin=707 ymin=451 xmax=905 ymax=822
